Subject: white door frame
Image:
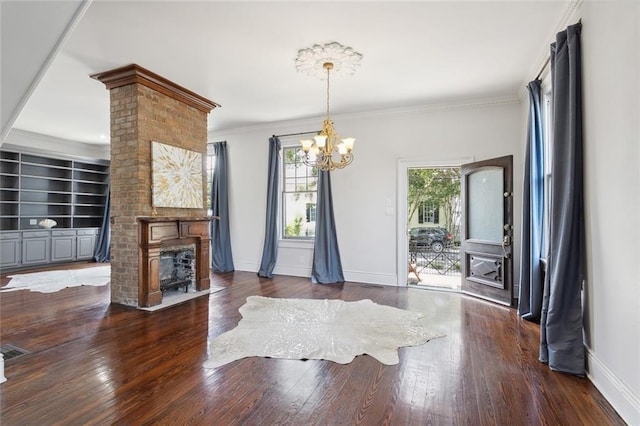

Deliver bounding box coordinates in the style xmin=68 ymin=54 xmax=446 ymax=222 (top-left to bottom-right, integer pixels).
xmin=396 ymin=156 xmax=473 ymax=286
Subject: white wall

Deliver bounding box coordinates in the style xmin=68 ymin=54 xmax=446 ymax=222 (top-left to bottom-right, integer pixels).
xmin=210 ymin=99 xmax=523 ymax=286
xmin=577 ymin=1 xmax=640 ymax=423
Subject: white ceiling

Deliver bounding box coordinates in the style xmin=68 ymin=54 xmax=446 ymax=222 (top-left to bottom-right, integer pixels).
xmin=9 ymin=1 xmax=572 ymax=145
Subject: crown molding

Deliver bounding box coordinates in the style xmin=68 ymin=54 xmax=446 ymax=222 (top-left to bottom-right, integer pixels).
xmin=519 ymin=0 xmax=584 ymax=100
xmin=91 ymin=63 xmax=220 ymax=113
xmin=208 ymin=95 xmax=521 ymax=139
xmin=3 ymin=128 xmax=110 ymax=160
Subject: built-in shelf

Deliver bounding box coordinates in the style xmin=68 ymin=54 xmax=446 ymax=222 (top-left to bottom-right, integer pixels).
xmin=0 ymin=150 xmax=110 ymax=231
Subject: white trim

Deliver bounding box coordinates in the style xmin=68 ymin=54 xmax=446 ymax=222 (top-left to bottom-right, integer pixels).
xmin=396 ymin=157 xmax=473 ymax=287
xmin=343 ymin=270 xmax=398 ymax=287
xmin=586 ymin=346 xmax=640 ymax=425
xmin=0 ymin=0 xmax=93 ymax=144
xmin=233 ymin=261 xmax=259 ymax=273
xmin=209 ymin=97 xmax=520 ymax=139
xmin=3 ymin=129 xmax=110 ymax=160
xmin=278 ymin=239 xmax=314 ymax=250
xmin=273 ymin=265 xmax=312 ymax=278
xmin=231 ymin=263 xmax=397 ymax=286
xmin=519 ymin=0 xmax=583 ymax=100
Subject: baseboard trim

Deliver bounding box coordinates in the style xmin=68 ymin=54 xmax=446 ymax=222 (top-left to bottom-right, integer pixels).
xmin=586 ymin=346 xmax=640 ymax=425
xmin=343 ymin=270 xmax=398 ymax=286
xmin=233 ymin=263 xmax=398 ymax=286
xmin=233 ymin=261 xmax=258 ymax=273
xmin=273 ymin=265 xmax=311 ymax=277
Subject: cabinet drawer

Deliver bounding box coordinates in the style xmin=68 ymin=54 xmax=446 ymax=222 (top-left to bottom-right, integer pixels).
xmin=0 ymin=232 xmax=20 ymax=240
xmin=23 ymin=230 xmax=50 ymax=239
xmin=52 ymin=230 xmax=76 ymax=237
xmin=77 ymin=228 xmax=98 ymax=236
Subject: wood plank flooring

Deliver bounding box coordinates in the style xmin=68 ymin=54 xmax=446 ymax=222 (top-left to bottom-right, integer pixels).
xmin=0 ymin=264 xmax=624 ymax=425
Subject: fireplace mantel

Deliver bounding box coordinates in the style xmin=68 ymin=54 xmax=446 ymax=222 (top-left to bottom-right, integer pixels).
xmin=138 ymin=217 xmax=213 ymax=307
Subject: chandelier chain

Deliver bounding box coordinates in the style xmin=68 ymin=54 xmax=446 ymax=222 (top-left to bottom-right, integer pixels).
xmin=326 ymin=65 xmax=331 ymax=119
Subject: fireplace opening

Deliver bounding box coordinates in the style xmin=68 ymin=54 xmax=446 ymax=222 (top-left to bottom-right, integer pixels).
xmin=159 ymin=247 xmax=195 ymax=293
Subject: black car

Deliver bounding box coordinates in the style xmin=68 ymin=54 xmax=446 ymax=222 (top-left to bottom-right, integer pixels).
xmin=409 ymin=227 xmax=453 ymax=252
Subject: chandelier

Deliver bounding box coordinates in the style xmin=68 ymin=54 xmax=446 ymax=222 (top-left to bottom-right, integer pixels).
xmin=295 ymin=42 xmax=362 ymax=171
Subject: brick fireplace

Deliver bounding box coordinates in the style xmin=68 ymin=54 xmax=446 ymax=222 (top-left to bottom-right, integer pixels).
xmin=91 ymin=64 xmax=219 ymax=307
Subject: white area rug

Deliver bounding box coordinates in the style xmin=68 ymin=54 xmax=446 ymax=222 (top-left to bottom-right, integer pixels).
xmin=204 ymin=296 xmax=445 ymax=368
xmin=2 ymin=265 xmax=111 ymax=293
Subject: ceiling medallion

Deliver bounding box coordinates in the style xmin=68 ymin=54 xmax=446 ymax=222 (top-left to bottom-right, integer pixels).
xmin=295 ymin=42 xmax=363 ymax=78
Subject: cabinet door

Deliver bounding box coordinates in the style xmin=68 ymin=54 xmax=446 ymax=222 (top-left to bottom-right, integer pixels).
xmin=51 ymin=236 xmax=76 ymax=262
xmin=0 ymin=234 xmax=21 ymax=267
xmin=77 ymin=234 xmax=96 ymax=259
xmin=23 ymin=237 xmax=50 ymax=265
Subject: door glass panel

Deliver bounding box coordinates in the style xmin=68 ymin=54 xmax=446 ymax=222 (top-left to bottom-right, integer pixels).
xmin=468 ymin=168 xmax=503 ymax=242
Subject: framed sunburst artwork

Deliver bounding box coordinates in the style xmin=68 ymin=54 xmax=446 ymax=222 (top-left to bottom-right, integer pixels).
xmin=151 ymin=141 xmax=203 ymax=208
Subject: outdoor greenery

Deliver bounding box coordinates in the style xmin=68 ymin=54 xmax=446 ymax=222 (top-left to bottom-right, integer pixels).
xmin=285 ymin=216 xmax=304 ymax=237
xmin=408 ymin=167 xmax=461 ymax=239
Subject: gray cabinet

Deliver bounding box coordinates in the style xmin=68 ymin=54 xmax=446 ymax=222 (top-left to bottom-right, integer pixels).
xmin=76 ymin=228 xmax=98 ymax=260
xmin=0 ymin=228 xmax=99 ymax=271
xmin=22 ymin=230 xmax=51 ymax=265
xmin=0 ymin=232 xmax=21 ymax=268
xmin=51 ymin=229 xmax=77 ymax=262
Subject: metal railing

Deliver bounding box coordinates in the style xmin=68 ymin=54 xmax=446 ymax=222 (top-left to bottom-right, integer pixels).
xmin=409 ymin=245 xmax=461 ymax=277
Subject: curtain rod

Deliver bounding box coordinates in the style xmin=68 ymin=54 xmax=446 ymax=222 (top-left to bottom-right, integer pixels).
xmin=535 ymin=56 xmax=551 ymax=81
xmin=533 ymin=19 xmax=582 ymax=81
xmin=273 ymin=130 xmax=320 ymax=138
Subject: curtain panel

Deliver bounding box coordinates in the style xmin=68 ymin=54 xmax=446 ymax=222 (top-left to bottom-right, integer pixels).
xmin=540 ymin=22 xmax=585 ymax=376
xmin=518 ymin=80 xmax=545 ymax=322
xmin=210 ymin=141 xmax=235 ymax=272
xmin=93 ymin=182 xmax=111 ymax=262
xmin=257 ymin=136 xmax=281 ymax=278
xmin=311 ymin=170 xmax=345 ymax=284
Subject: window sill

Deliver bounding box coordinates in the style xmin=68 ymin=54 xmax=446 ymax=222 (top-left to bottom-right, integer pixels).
xmin=279 ymin=239 xmax=314 ymax=249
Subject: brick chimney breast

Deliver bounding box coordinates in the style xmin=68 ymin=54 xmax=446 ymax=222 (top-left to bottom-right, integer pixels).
xmin=92 ymin=64 xmax=218 ymax=307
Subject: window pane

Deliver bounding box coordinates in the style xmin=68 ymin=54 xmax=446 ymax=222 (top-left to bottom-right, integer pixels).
xmin=206 ymin=151 xmax=215 ymax=216
xmin=282 ymin=146 xmax=317 ymax=239
xmin=283 ymin=192 xmax=316 ymax=238
xmin=468 ymin=168 xmax=503 ymax=242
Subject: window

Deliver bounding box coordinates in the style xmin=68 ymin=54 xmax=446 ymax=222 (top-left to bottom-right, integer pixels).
xmin=541 ymin=83 xmax=552 ymax=260
xmin=206 ymin=145 xmax=216 ymax=216
xmin=417 ymin=201 xmax=439 ymax=224
xmin=282 ymin=146 xmax=317 ymax=239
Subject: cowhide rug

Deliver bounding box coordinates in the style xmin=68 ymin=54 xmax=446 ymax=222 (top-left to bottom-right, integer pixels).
xmin=204 ymin=295 xmax=445 ymax=368
xmin=1 ymin=265 xmax=110 ymax=293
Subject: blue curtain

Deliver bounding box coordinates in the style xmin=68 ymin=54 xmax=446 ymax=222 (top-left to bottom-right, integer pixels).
xmin=540 ymin=22 xmax=585 ymax=376
xmin=210 ymin=141 xmax=234 ymax=272
xmin=93 ymin=182 xmax=110 ymax=262
xmin=518 ymin=80 xmax=545 ymax=321
xmin=257 ymin=136 xmax=281 ymax=278
xmin=311 ymin=170 xmax=345 ymax=284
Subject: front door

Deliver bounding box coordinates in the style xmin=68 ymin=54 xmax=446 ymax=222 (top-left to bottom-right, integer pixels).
xmin=460 ymin=155 xmax=514 ymax=306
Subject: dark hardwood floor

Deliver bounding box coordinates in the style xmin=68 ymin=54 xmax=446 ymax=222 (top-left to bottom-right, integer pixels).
xmin=0 ymin=264 xmax=623 ymax=425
